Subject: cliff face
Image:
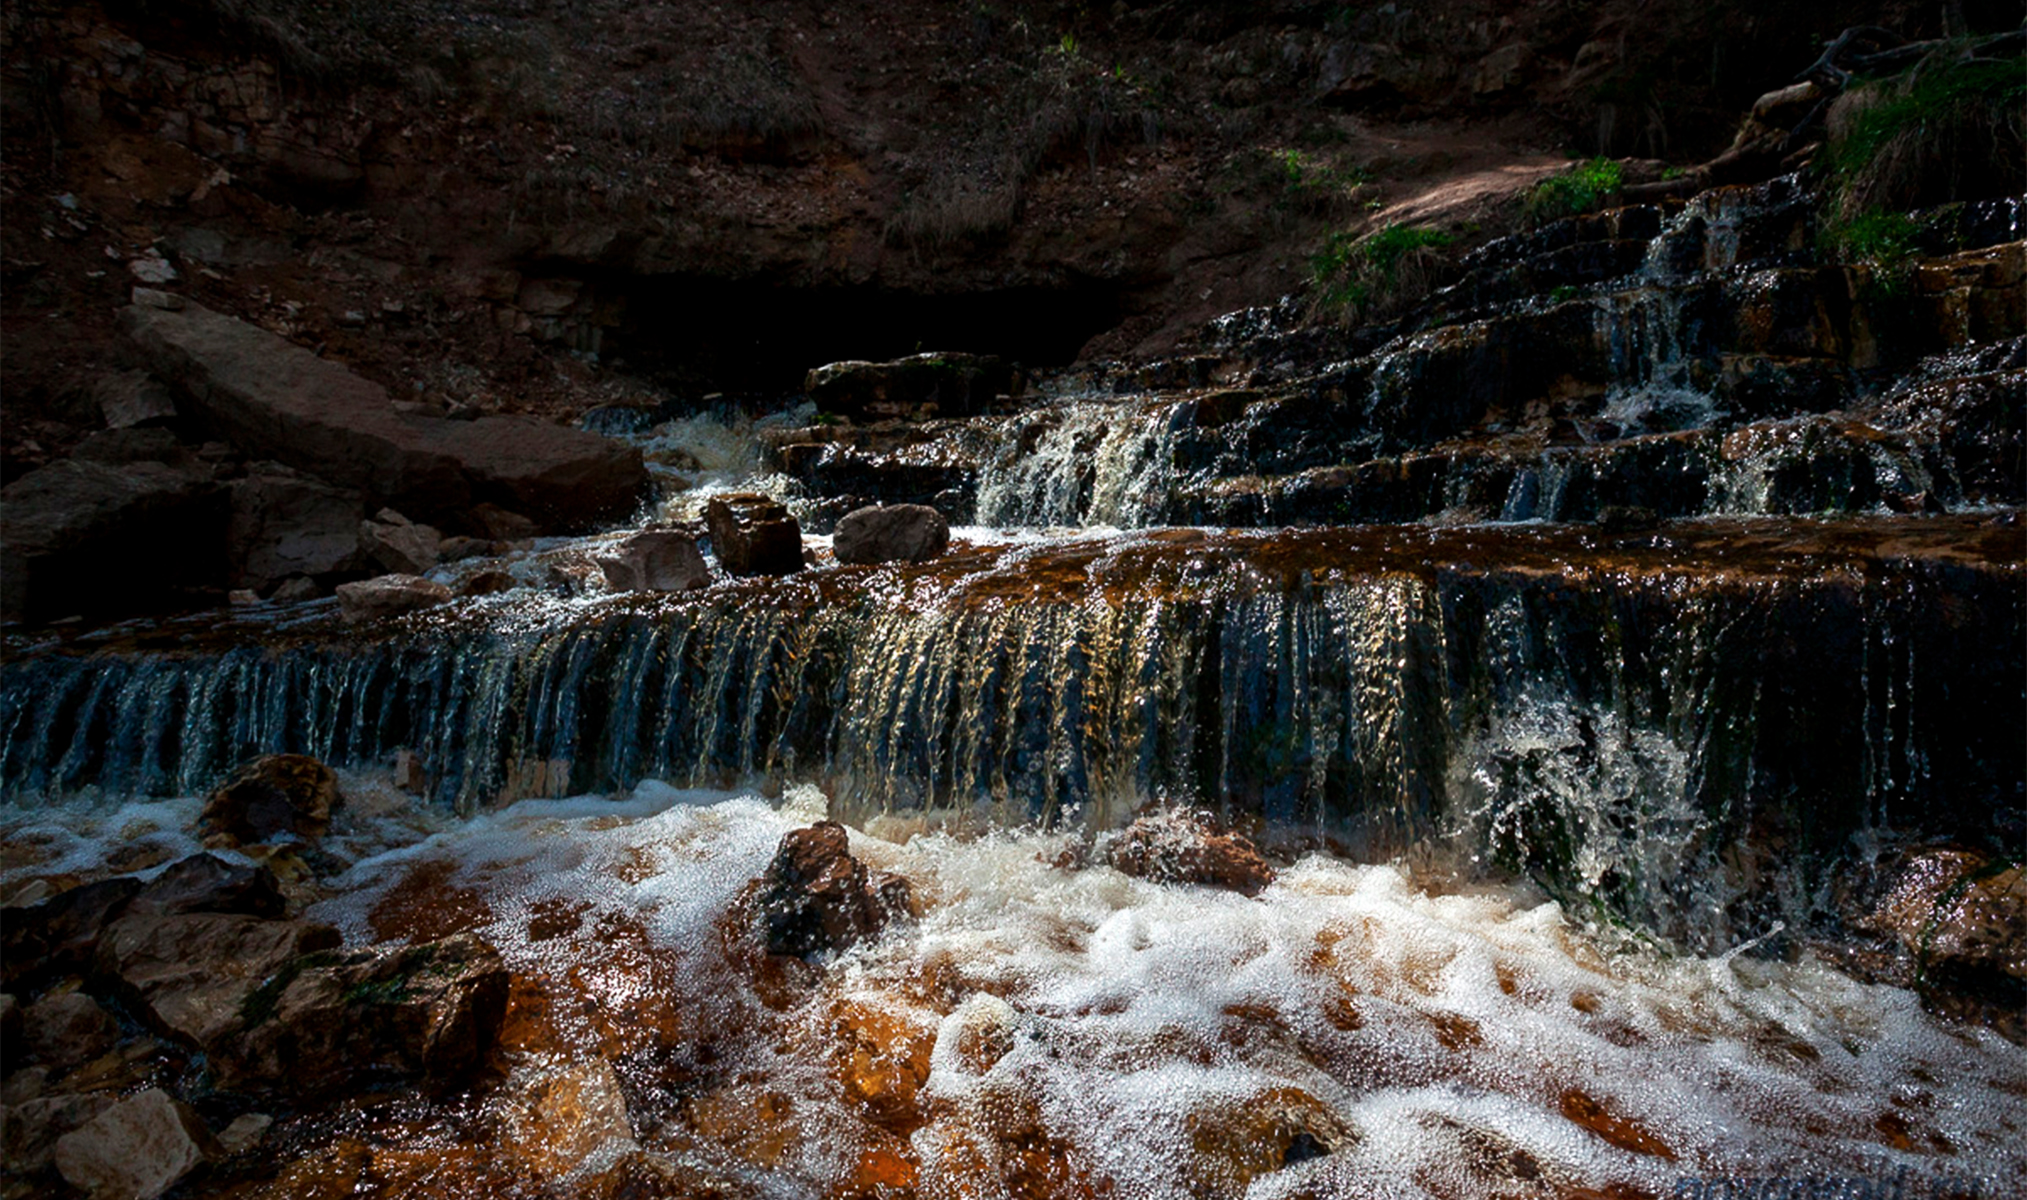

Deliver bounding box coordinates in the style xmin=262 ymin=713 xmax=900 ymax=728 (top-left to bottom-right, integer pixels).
xmin=0 ymin=0 xmax=1983 ymax=475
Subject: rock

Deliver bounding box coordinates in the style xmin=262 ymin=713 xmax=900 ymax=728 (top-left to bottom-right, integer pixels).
xmin=392 ymin=749 xmax=428 ymax=792
xmin=226 ymin=473 xmax=366 ymax=592
xmin=471 ymin=502 xmax=540 ymax=541
xmin=1866 ymin=849 xmax=2026 ymax=981
xmin=127 ymin=254 xmax=179 ymax=285
xmin=804 ymin=353 xmax=1013 ymax=422
xmin=704 ymin=493 xmax=803 ymax=577
xmin=73 ymin=427 xmax=196 ymax=467
xmin=91 ymin=368 xmax=180 ymax=428
xmin=502 ymin=1057 xmax=637 ymax=1181
xmin=1187 ymin=1085 xmax=1357 ymax=1194
xmin=1104 ymin=810 xmax=1275 ymax=896
xmin=271 ymin=576 xmax=323 ymax=602
xmin=217 ymin=932 xmax=509 ymax=1098
xmin=753 ymin=822 xmax=909 ymax=959
xmin=19 ymin=990 xmax=119 ymax=1071
xmin=127 ymin=853 xmax=286 ymax=920
xmin=130 ymin=286 xmax=185 ymax=311
xmin=359 ymin=514 xmax=443 ymax=575
xmin=830 ymin=998 xmax=938 ymax=1133
xmin=335 ymin=573 xmax=452 ymax=623
xmin=202 ymin=754 xmax=340 ymax=845
xmin=458 ymin=569 xmax=518 ymax=597
xmin=832 ymin=503 xmax=951 ymax=565
xmin=1 ymin=877 xmax=143 ymax=990
xmin=95 ymin=912 xmax=341 ymax=1048
xmin=229 ymin=588 xmax=262 ymax=606
xmin=436 ymin=535 xmax=497 ymax=562
xmin=215 ymin=1113 xmax=271 ymax=1157
xmin=119 ymin=299 xmax=647 ymax=532
xmin=0 ymin=991 xmax=17 ymax=1046
xmin=596 ymin=530 xmax=711 ymax=591
xmin=4 ymin=1091 xmax=117 ymax=1175
xmin=53 ymin=1087 xmax=218 ymax=1200
xmin=0 ymin=458 xmax=226 ymax=625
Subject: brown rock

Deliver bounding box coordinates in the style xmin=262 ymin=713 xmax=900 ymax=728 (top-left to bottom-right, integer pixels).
xmin=471 ymin=502 xmax=540 ymax=541
xmin=19 ymin=990 xmax=120 ymax=1071
xmin=754 ymin=822 xmax=908 ymax=959
xmin=458 ymin=569 xmax=518 ymax=597
xmin=202 ymin=754 xmax=339 ymax=845
xmin=437 ymin=535 xmax=498 ymax=562
xmin=1187 ymin=1085 xmax=1355 ymax=1195
xmin=4 ymin=1091 xmax=117 ymax=1175
xmin=359 ymin=514 xmax=443 ymax=575
xmin=119 ymin=299 xmax=646 ymax=532
xmin=1559 ymin=1088 xmax=1676 ymax=1159
xmin=804 ymin=353 xmax=1013 ymax=422
xmin=126 ymin=852 xmax=286 ymax=920
xmin=1104 ymin=810 xmax=1275 ymax=896
xmin=1866 ymin=849 xmax=2026 ymax=980
xmin=53 ymin=1087 xmax=219 ymax=1200
xmin=94 ymin=912 xmax=341 ymax=1048
xmin=830 ymin=997 xmax=938 ymax=1133
xmin=832 ymin=503 xmax=950 ymax=565
xmin=705 ymin=493 xmax=803 ymax=577
xmin=0 ymin=458 xmax=226 ymax=625
xmin=335 ymin=573 xmax=452 ymax=623
xmin=226 ymin=472 xmax=366 ymax=592
xmin=596 ymin=529 xmax=711 ymax=592
xmin=501 ymin=1057 xmax=637 ymax=1182
xmin=1 ymin=877 xmax=144 ymax=991
xmin=217 ymin=932 xmax=509 ymax=1098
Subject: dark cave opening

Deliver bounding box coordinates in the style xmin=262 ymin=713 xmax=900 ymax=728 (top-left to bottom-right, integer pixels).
xmin=604 ymin=276 xmax=1128 ymax=397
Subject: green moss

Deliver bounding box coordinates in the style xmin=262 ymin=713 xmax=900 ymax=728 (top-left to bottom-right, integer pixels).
xmin=237 ymin=949 xmax=339 ymax=1028
xmin=1525 ymin=158 xmax=1623 ymax=225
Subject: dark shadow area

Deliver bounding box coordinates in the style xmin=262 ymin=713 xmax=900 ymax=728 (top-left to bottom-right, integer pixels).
xmin=605 ymin=276 xmax=1127 ymax=395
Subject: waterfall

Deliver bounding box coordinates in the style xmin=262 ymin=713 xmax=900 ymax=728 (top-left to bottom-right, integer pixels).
xmin=8 ymin=530 xmax=2016 ymax=948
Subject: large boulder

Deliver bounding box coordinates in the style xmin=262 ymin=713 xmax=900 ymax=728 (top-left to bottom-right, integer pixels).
xmin=705 ymin=493 xmax=804 ymax=577
xmin=0 ymin=458 xmax=225 ymax=624
xmin=596 ymin=530 xmax=710 ymax=592
xmin=201 ymin=754 xmax=339 ymax=845
xmin=753 ymin=822 xmax=912 ymax=959
xmin=119 ymin=299 xmax=647 ymax=531
xmin=1 ymin=877 xmax=144 ymax=990
xmin=126 ymin=852 xmax=286 ymax=920
xmin=95 ymin=912 xmax=342 ymax=1048
xmin=216 ymin=933 xmax=509 ymax=1098
xmin=832 ymin=503 xmax=950 ymax=565
xmin=226 ymin=471 xmax=367 ymax=592
xmin=804 ymin=352 xmax=1013 ymax=422
xmin=52 ymin=1088 xmax=218 ymax=1200
xmin=335 ymin=573 xmax=452 ymax=623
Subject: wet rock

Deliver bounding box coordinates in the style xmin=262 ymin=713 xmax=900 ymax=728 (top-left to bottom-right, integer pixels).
xmin=830 ymin=997 xmax=938 ymax=1133
xmin=70 ymin=427 xmax=198 ymax=468
xmin=436 ymin=535 xmax=498 ymax=562
xmin=1187 ymin=1085 xmax=1357 ymax=1195
xmin=0 ymin=991 xmax=17 ymax=1046
xmin=202 ymin=754 xmax=339 ymax=845
xmin=217 ymin=932 xmax=509 ymax=1098
xmin=805 ymin=352 xmax=1012 ymax=422
xmin=596 ymin=530 xmax=711 ymax=592
xmin=754 ymin=822 xmax=908 ymax=959
xmin=18 ymin=989 xmax=120 ymax=1071
xmin=95 ymin=912 xmax=341 ymax=1048
xmin=129 ymin=286 xmax=185 ymax=312
xmin=0 ymin=458 xmax=226 ymax=624
xmin=128 ymin=853 xmax=285 ymax=920
xmin=1866 ymin=849 xmax=2026 ymax=981
xmin=91 ymin=368 xmax=180 ymax=429
xmin=458 ymin=569 xmax=518 ymax=597
xmin=335 ymin=573 xmax=452 ymax=623
xmin=226 ymin=472 xmax=366 ymax=593
xmin=359 ymin=512 xmax=443 ymax=574
xmin=1 ymin=877 xmax=143 ymax=990
xmin=120 ymin=299 xmax=647 ymax=532
xmin=502 ymin=1056 xmax=638 ymax=1181
xmin=832 ymin=503 xmax=950 ymax=565
xmin=53 ymin=1087 xmax=218 ymax=1200
xmin=1559 ymin=1088 xmax=1676 ymax=1159
xmin=1104 ymin=810 xmax=1275 ymax=896
xmin=705 ymin=493 xmax=804 ymax=577
xmin=4 ymin=1091 xmax=117 ymax=1175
